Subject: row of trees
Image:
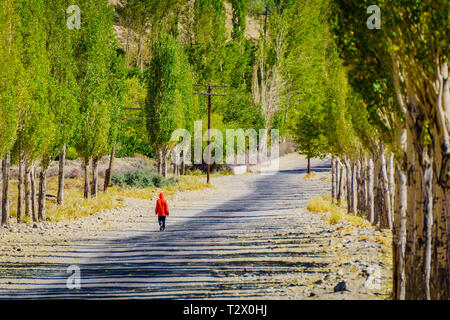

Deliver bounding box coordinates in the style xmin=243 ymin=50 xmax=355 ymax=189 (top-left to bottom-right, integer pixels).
xmin=277 ymin=0 xmax=449 ymax=300
xmin=0 ymin=0 xmax=127 ymax=225
xmin=116 ymin=0 xmax=267 ymax=172
xmin=0 ymin=0 xmax=277 ymax=225
xmin=331 ymin=0 xmax=449 ymax=300
xmin=1 ymin=0 xmax=446 ymax=300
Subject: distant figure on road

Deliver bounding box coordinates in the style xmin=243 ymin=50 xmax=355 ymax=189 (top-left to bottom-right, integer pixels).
xmin=155 ymin=192 xmax=169 ymax=231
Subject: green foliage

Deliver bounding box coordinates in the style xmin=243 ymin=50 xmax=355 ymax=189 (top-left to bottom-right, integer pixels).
xmin=73 ymin=0 xmax=120 ymax=161
xmin=65 ymin=146 xmax=79 ymax=160
xmin=116 ymin=76 xmax=154 ymax=158
xmin=230 ymin=0 xmax=248 ymax=40
xmin=44 ymin=0 xmax=79 ymax=159
xmin=112 ymin=170 xmax=179 ymax=188
xmin=282 ymin=0 xmax=334 ymax=158
xmin=189 ymin=0 xmax=227 ymax=83
xmin=0 ymin=0 xmax=20 ymax=157
xmin=185 ymin=169 xmax=203 ymax=176
xmin=15 ymin=0 xmax=55 ymax=163
xmin=144 ymin=33 xmax=194 ymax=151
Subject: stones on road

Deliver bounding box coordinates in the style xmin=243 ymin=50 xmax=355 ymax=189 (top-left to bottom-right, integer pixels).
xmin=0 ymin=154 xmax=391 ymax=299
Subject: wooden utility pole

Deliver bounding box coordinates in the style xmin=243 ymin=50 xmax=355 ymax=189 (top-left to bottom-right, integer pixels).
xmin=193 ymin=83 xmax=227 ymax=184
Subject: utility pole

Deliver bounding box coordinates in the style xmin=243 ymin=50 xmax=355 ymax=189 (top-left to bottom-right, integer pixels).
xmin=193 ymin=83 xmax=227 ymax=184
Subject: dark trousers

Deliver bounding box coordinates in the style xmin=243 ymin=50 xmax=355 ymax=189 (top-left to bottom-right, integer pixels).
xmin=158 ymin=216 xmax=166 ymax=230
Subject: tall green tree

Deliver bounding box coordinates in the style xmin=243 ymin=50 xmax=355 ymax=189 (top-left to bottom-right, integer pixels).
xmin=14 ymin=0 xmax=54 ymax=222
xmin=0 ymin=0 xmax=21 ymax=226
xmin=144 ymin=33 xmax=194 ymax=176
xmin=39 ymin=0 xmax=80 ymax=211
xmin=102 ymin=47 xmax=128 ymax=193
xmin=73 ymin=0 xmax=117 ymax=198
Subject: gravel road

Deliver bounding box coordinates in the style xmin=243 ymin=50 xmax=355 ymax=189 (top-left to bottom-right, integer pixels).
xmin=0 ymin=153 xmax=392 ymax=299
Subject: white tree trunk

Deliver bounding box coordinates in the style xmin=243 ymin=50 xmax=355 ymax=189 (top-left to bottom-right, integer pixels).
xmin=57 ymin=144 xmax=66 ymax=205
xmin=17 ymin=150 xmax=24 ymax=222
xmin=367 ymin=157 xmax=374 ymax=224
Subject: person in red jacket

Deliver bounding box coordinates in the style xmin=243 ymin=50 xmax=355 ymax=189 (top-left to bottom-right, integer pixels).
xmin=155 ymin=192 xmax=169 ymax=231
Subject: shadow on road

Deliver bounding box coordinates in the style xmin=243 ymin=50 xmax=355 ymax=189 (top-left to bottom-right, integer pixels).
xmin=1 ymin=158 xmax=331 ymax=299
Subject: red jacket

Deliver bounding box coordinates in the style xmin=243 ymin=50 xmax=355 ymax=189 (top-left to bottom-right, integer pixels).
xmin=155 ymin=193 xmax=169 ymax=217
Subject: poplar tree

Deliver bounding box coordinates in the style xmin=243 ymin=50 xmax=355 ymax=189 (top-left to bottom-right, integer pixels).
xmin=15 ymin=0 xmax=54 ymax=222
xmin=74 ymin=0 xmax=116 ymax=198
xmin=41 ymin=0 xmax=79 ymax=209
xmin=332 ymin=0 xmax=449 ymax=299
xmin=0 ymin=0 xmax=20 ymax=226
xmin=144 ymin=33 xmax=194 ymax=176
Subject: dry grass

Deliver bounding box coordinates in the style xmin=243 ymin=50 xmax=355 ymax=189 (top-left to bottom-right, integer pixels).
xmin=304 ymin=172 xmax=316 ymax=179
xmin=346 ymin=215 xmax=371 ymax=227
xmin=375 ymin=235 xmax=391 ymax=248
xmin=306 ymin=194 xmax=333 ymax=213
xmin=6 ymin=174 xmax=210 ymax=223
xmin=325 ymin=209 xmax=345 ymax=224
xmin=307 ymin=193 xmax=373 ymax=228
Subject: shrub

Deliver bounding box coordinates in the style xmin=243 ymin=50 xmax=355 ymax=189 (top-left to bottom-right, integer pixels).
xmin=112 ymin=170 xmax=179 ymax=188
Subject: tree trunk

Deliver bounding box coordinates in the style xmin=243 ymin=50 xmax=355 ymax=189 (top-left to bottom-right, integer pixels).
xmin=24 ymin=162 xmax=31 ymax=218
xmin=104 ymin=142 xmax=116 ymax=192
xmin=380 ymin=143 xmax=393 ymax=229
xmin=1 ymin=154 xmax=10 ymax=226
xmin=172 ymin=147 xmax=177 ymax=176
xmin=57 ymin=144 xmax=66 ymax=205
xmin=356 ymin=159 xmax=365 ymax=215
xmin=163 ymin=150 xmax=168 ymax=178
xmin=331 ymin=157 xmax=336 ymax=203
xmin=83 ymin=158 xmax=90 ymax=199
xmin=38 ymin=161 xmax=49 ymax=222
xmin=422 ymin=148 xmax=433 ymax=300
xmin=17 ymin=150 xmax=24 ymax=223
xmin=30 ymin=165 xmax=38 ymax=222
xmin=337 ymin=159 xmax=344 ymax=203
xmin=388 ymin=152 xmax=395 ymax=221
xmin=344 ymin=158 xmax=352 ymax=214
xmin=404 ymin=127 xmax=417 ymax=299
xmin=91 ymin=156 xmax=99 ymax=198
xmin=363 ymin=155 xmax=369 ymax=214
xmin=393 ymin=128 xmax=407 ymax=300
xmin=181 ymin=150 xmax=185 ymax=175
xmin=373 ymin=155 xmax=384 ymax=227
xmin=307 ymin=157 xmax=311 ymax=174
xmin=367 ymin=157 xmax=375 ymax=224
xmin=158 ymin=149 xmax=163 ymax=175
xmin=352 ymin=162 xmax=357 ymax=215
